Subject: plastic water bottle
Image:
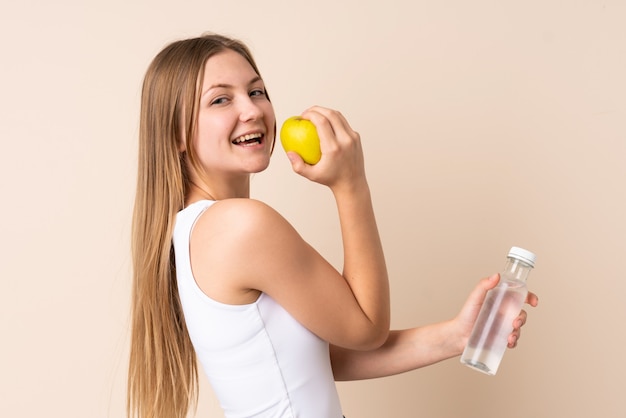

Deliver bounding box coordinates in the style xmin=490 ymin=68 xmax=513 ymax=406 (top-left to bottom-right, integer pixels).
xmin=460 ymin=246 xmax=536 ymax=375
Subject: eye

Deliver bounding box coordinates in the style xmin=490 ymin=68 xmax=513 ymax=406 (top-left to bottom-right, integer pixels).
xmin=210 ymin=96 xmax=229 ymax=106
xmin=250 ymin=89 xmax=266 ymax=98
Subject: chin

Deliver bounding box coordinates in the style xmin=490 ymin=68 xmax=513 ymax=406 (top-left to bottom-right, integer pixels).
xmin=247 ymin=157 xmax=271 ymax=174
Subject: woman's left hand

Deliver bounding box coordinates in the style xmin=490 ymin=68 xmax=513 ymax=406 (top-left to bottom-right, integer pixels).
xmin=455 ymin=273 xmax=539 ymax=352
xmin=507 ymin=296 xmax=538 ymax=348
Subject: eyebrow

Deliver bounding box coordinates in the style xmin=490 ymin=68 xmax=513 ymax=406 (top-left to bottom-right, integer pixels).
xmin=201 ymin=75 xmax=263 ymax=99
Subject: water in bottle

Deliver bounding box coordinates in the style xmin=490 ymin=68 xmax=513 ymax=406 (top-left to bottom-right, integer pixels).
xmin=461 ymin=246 xmax=536 ymax=375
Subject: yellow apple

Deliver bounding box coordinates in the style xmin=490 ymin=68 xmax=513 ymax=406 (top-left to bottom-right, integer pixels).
xmin=280 ymin=116 xmax=322 ymax=165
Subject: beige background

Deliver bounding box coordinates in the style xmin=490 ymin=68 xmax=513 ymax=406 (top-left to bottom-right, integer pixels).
xmin=1 ymin=0 xmax=624 ymax=417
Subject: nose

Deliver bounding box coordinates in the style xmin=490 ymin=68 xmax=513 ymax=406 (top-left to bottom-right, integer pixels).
xmin=239 ymin=96 xmax=263 ymax=123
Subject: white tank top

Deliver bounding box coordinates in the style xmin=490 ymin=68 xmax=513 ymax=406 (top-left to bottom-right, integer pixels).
xmin=173 ymin=200 xmax=343 ymax=418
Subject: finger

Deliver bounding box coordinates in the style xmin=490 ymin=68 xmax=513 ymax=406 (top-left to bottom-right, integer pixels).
xmin=508 ymin=330 xmax=520 ymax=348
xmin=483 ymin=273 xmax=500 ymax=290
xmin=513 ymin=310 xmax=528 ymax=329
xmin=464 ymin=273 xmax=499 ymax=309
xmin=285 ymin=151 xmax=308 ymax=175
xmin=526 ymin=291 xmax=539 ymax=307
xmin=301 ymin=109 xmax=337 ymax=150
xmin=304 ymin=106 xmax=355 ymax=140
xmin=475 ymin=273 xmax=499 ymax=300
xmin=323 ymin=108 xmax=353 ymax=137
xmin=304 ymin=106 xmax=345 ymax=130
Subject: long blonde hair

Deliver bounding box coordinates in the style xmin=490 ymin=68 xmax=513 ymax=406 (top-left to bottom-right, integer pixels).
xmin=128 ymin=33 xmax=265 ymax=418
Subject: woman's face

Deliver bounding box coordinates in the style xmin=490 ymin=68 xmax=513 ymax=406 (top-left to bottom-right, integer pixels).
xmin=191 ymin=49 xmax=275 ymax=191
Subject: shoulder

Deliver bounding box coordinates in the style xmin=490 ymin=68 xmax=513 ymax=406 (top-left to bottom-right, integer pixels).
xmin=210 ymin=198 xmax=278 ymax=219
xmin=197 ymin=198 xmax=293 ymax=235
xmin=191 ymin=198 xmax=301 ymax=262
xmin=189 ymin=198 xmax=309 ymax=303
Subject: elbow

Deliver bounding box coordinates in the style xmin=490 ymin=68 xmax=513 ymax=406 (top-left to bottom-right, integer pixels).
xmin=370 ymin=323 xmax=391 ymax=349
xmin=364 ymin=330 xmax=389 ymax=351
xmin=352 ymin=322 xmax=390 ymax=351
xmin=361 ymin=311 xmax=391 ymax=350
xmin=333 ymin=307 xmax=391 ymax=350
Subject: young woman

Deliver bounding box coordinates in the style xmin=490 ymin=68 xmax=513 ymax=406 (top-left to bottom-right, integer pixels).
xmin=127 ymin=33 xmax=538 ymax=418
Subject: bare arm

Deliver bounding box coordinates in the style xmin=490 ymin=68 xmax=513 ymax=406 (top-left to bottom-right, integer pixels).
xmin=331 ymin=274 xmax=539 ymax=381
xmin=190 ymin=106 xmax=390 ymax=350
xmin=331 ymin=322 xmax=461 ymax=381
xmin=295 ymin=107 xmax=390 ymax=339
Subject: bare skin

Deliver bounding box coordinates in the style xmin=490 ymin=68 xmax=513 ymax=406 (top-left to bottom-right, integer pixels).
xmin=330 ymin=274 xmax=538 ymax=380
xmin=188 ymin=104 xmax=390 ymax=350
xmin=184 ymin=49 xmax=537 ymax=379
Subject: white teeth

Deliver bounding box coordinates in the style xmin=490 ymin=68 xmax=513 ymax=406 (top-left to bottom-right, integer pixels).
xmin=233 ymin=133 xmax=262 ymax=144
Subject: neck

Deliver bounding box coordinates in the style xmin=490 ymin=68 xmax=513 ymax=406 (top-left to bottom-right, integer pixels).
xmin=185 ymin=178 xmax=250 ymax=206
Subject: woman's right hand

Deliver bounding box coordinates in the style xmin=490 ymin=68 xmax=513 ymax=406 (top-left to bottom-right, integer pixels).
xmin=285 ymin=106 xmax=366 ymax=193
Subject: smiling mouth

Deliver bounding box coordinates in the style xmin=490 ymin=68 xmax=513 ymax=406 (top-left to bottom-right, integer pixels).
xmin=232 ymin=133 xmax=263 ymax=146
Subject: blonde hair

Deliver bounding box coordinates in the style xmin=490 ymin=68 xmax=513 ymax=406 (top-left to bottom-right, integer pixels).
xmin=128 ymin=33 xmax=264 ymax=418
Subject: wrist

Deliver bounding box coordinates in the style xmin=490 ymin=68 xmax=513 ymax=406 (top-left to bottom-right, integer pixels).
xmin=444 ymin=318 xmax=468 ymax=358
xmin=331 ymin=176 xmax=370 ymax=200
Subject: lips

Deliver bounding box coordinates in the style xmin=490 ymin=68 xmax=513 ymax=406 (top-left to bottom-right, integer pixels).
xmin=232 ymin=132 xmax=263 ymax=145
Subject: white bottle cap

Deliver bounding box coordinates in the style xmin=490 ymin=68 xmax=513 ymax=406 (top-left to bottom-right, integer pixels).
xmin=508 ymin=246 xmax=537 ymax=268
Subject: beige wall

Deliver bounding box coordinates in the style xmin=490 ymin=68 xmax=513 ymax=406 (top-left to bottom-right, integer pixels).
xmin=1 ymin=1 xmax=624 ymax=417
